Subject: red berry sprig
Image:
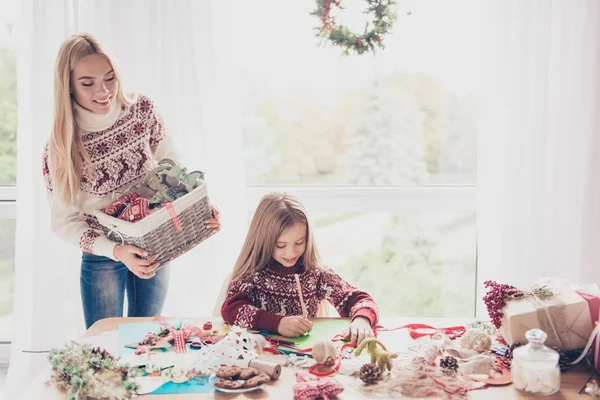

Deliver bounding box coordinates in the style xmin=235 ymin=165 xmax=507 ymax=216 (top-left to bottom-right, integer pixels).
xmin=484 ymin=281 xmax=556 ymax=329
xmin=483 ymin=280 xmax=524 ymax=328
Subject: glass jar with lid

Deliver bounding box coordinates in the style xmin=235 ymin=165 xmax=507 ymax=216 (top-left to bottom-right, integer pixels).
xmin=511 ymin=329 xmax=560 ymax=395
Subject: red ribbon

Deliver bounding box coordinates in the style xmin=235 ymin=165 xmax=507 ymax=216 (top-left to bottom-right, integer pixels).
xmin=172 ymin=330 xmax=187 ymax=353
xmin=373 ymin=324 xmax=466 ymax=340
xmin=307 ymin=323 xmax=465 ymax=376
xmin=165 ymin=203 xmax=182 ymax=231
xmin=265 ymin=322 xmax=467 ymax=374
xmin=329 ymin=324 xmax=466 ymax=341
xmin=321 ymin=0 xmax=337 ymax=31
xmin=309 ymin=343 xmax=355 ymax=377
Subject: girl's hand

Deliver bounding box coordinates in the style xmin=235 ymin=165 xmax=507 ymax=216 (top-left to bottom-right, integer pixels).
xmin=277 ymin=316 xmax=314 ymax=337
xmin=205 ymin=205 xmax=222 ymax=234
xmin=114 ymin=244 xmax=159 ymax=279
xmin=344 ymin=317 xmax=373 ymax=345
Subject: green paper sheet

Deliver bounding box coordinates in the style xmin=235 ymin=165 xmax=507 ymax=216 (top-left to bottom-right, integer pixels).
xmin=271 ymin=318 xmax=350 ymax=349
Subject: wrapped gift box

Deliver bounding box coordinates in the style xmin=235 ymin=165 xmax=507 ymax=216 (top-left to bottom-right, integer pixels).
xmin=500 ymin=278 xmax=593 ymax=350
xmin=576 ymin=283 xmax=600 ymax=324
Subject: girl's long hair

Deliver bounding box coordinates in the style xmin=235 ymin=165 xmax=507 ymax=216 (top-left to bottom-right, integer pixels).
xmin=229 ymin=193 xmax=321 ymax=283
xmin=48 ymin=32 xmax=132 ymax=205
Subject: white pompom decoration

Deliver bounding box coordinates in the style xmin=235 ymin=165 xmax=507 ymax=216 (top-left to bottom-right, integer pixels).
xmin=312 ymin=340 xmax=337 ymax=365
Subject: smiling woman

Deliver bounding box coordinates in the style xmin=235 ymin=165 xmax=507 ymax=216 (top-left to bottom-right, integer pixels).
xmin=43 ymin=32 xmax=222 ymax=329
xmin=71 ymin=54 xmax=118 ymax=113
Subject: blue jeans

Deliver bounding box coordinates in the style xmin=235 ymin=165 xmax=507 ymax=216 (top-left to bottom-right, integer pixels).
xmin=80 ymin=252 xmax=170 ymax=329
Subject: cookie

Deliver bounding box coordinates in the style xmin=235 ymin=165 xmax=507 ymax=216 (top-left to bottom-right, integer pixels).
xmin=238 ymin=367 xmax=260 ymax=380
xmin=243 ymin=373 xmax=270 ymax=388
xmin=216 ymin=366 xmax=242 ymax=380
xmin=214 ymin=378 xmax=244 ymax=390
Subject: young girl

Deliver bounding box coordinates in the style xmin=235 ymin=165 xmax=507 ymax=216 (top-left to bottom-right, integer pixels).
xmin=221 ymin=193 xmax=379 ymax=345
xmin=43 ymin=33 xmax=221 ymax=329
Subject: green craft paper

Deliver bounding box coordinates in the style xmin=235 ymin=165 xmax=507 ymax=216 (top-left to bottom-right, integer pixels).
xmin=271 ymin=319 xmax=349 ymax=349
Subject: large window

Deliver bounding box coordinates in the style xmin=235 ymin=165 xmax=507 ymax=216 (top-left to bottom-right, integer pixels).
xmin=0 ymin=0 xmax=17 ymax=363
xmin=239 ymin=0 xmax=479 ymax=317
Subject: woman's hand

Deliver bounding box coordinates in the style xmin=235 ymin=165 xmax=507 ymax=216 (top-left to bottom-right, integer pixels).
xmin=206 ymin=205 xmax=222 ymax=234
xmin=114 ymin=244 xmax=159 ymax=279
xmin=277 ymin=316 xmax=313 ymax=337
xmin=343 ymin=317 xmax=373 ymax=345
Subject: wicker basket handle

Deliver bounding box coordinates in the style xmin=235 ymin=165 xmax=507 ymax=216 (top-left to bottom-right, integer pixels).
xmin=142 ymin=162 xmax=177 ymax=203
xmin=141 ymin=159 xmax=203 ymax=204
xmin=107 ymin=224 xmax=125 ymax=245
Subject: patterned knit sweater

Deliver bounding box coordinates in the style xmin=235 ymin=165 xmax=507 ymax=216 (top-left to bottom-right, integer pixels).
xmin=221 ymin=261 xmax=379 ymax=333
xmin=42 ymin=94 xmax=180 ymax=260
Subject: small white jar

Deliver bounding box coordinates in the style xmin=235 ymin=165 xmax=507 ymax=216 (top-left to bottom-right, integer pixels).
xmin=511 ymin=329 xmax=560 ymax=396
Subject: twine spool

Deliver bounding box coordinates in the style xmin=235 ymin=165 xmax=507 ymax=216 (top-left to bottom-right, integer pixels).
xmin=248 ymin=359 xmax=281 ymax=380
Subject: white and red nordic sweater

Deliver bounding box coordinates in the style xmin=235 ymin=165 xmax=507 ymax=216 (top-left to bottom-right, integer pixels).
xmin=221 ymin=261 xmax=379 ymax=333
xmin=42 ymin=94 xmax=180 ymax=260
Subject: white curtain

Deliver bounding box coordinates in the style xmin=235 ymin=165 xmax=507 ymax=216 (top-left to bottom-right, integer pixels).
xmin=476 ymin=0 xmax=600 ymax=316
xmin=4 ymin=1 xmax=246 ymax=398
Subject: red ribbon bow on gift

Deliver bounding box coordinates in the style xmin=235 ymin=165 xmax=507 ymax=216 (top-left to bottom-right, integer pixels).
xmin=103 ymin=192 xmax=140 ymax=217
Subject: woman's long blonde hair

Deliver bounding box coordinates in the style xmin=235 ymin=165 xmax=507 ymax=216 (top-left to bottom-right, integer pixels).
xmin=49 ymin=32 xmax=132 ymax=206
xmin=230 ymin=193 xmax=322 ymax=283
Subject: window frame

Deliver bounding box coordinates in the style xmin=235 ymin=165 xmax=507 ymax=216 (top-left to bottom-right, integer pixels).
xmin=246 ymin=185 xmax=478 ymax=319
xmin=246 ymin=186 xmax=475 ymax=213
xmin=0 ymin=186 xmax=16 ymax=365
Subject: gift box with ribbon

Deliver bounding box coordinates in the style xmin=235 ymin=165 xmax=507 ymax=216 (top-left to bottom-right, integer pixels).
xmin=500 ymin=278 xmax=593 ymax=351
xmin=576 ymin=283 xmax=600 ymax=326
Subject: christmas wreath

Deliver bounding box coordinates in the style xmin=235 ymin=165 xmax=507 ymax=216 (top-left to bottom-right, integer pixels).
xmin=311 ymin=0 xmax=398 ymax=55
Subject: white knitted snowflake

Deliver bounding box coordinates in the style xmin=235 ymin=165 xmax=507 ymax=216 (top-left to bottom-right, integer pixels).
xmin=191 ymin=326 xmax=260 ymax=372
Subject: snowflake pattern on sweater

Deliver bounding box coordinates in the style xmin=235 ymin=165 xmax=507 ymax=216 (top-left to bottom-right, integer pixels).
xmin=43 ymin=95 xmax=166 ymax=197
xmin=42 ymin=95 xmax=176 ymax=258
xmin=221 ymin=263 xmax=379 ymax=333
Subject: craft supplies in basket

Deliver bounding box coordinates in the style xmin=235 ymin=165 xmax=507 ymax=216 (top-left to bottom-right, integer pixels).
xmin=93 ymin=159 xmax=214 ymax=266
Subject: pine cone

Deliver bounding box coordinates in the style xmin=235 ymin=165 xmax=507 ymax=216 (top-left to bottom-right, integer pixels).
xmin=359 ymin=363 xmax=381 ymax=384
xmin=505 ymin=342 xmax=522 ymax=360
xmin=557 ymin=348 xmax=586 ymax=372
xmin=439 ymin=356 xmax=458 ymax=375
xmin=558 ymin=356 xmax=571 ymax=372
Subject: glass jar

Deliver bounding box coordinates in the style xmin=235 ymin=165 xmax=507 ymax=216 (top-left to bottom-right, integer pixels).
xmin=511 ymin=329 xmax=560 ymax=396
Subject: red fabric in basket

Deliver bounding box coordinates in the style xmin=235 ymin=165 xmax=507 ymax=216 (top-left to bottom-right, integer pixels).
xmin=103 ymin=192 xmax=139 ymax=217
xmin=119 ymin=197 xmax=152 ymax=222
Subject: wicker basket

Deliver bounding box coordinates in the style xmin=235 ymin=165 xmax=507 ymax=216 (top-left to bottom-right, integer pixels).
xmin=93 ymin=181 xmax=214 ymax=267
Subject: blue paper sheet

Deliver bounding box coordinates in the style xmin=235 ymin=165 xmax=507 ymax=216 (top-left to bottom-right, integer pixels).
xmin=118 ymin=320 xmax=214 ymax=394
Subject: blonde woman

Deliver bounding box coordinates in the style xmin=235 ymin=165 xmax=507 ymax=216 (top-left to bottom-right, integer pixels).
xmin=43 ymin=33 xmax=221 ymax=329
xmin=221 ymin=193 xmax=379 ymax=345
